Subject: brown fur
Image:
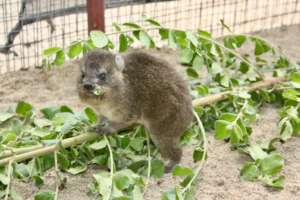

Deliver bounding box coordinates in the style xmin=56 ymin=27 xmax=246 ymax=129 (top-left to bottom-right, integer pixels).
xmin=78 ymin=49 xmax=193 ymax=170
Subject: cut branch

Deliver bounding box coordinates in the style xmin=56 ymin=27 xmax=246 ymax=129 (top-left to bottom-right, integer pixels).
xmin=192 ymin=77 xmax=286 ymax=107
xmin=0 ymin=77 xmax=287 ymax=166
xmin=0 ymin=133 xmax=98 ymax=166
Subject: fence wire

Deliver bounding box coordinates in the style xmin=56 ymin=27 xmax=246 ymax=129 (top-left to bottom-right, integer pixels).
xmin=0 ymin=0 xmax=300 ymax=74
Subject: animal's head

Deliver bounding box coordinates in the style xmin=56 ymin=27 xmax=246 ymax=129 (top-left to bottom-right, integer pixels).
xmin=77 ymin=49 xmax=125 ymax=103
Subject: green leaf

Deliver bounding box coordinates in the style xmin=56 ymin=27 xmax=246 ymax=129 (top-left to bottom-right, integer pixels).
xmin=114 ymin=174 xmax=130 ymax=190
xmin=186 ymin=68 xmax=199 ymax=79
xmin=259 ymin=154 xmax=284 ymax=176
xmin=34 ymin=118 xmax=52 ymax=128
xmin=159 ymin=28 xmax=169 ymax=40
xmin=143 ymin=16 xmax=161 ymax=27
xmin=32 ymin=176 xmax=44 ymax=188
xmin=122 ymin=22 xmax=141 ymax=29
xmin=262 ymin=175 xmax=285 ymax=189
xmin=67 ymin=165 xmax=87 ymax=175
xmin=240 ymin=62 xmax=250 ymax=73
xmin=139 ymin=31 xmax=154 ymax=48
xmin=252 ymin=38 xmax=271 ymax=56
xmin=168 ymin=31 xmax=177 ymax=49
xmin=90 ymin=140 xmax=107 ymax=150
xmin=193 ymin=147 xmax=206 ymax=162
xmin=247 ymin=145 xmax=268 ymax=160
xmin=0 ymin=112 xmax=14 ymax=123
xmin=119 ymin=34 xmax=128 ymax=52
xmin=161 ymin=188 xmax=182 ymax=200
xmin=54 ymin=50 xmax=65 ymax=65
xmin=132 ymin=185 xmax=143 ymax=200
xmin=196 ymin=85 xmax=209 ymax=96
xmin=198 ymin=30 xmax=211 ymax=39
xmin=240 ymin=162 xmax=260 ymax=181
xmin=172 ymin=165 xmax=193 ymax=177
xmin=34 ymin=191 xmax=54 ymax=200
xmin=84 ymin=107 xmax=98 ymax=124
xmin=112 ymin=22 xmax=122 ymax=31
xmin=16 ymin=101 xmax=32 ymax=117
xmin=220 ymin=113 xmax=237 ymax=122
xmin=291 ymin=72 xmax=300 ymax=88
xmin=0 ymin=174 xmax=9 ymax=185
xmin=180 ymin=48 xmax=194 ymax=64
xmin=279 ymin=119 xmax=293 ymax=141
xmin=90 ymin=31 xmax=109 ymax=48
xmin=150 ymin=159 xmax=165 ymax=178
xmin=192 ymin=55 xmax=204 ymax=69
xmin=2 ymin=131 xmax=17 ymax=143
xmin=93 ymin=172 xmax=112 ymax=200
xmin=14 ymin=163 xmax=30 ymax=179
xmin=215 ymin=120 xmax=232 ymax=140
xmin=275 ymin=57 xmax=289 ymax=68
xmin=186 ymin=31 xmax=198 ymax=47
xmin=91 ymin=154 xmax=108 ymax=166
xmin=282 ymin=89 xmax=300 ymax=102
xmin=129 ymin=138 xmax=145 ymax=152
xmin=40 ymin=107 xmax=60 ymax=120
xmin=43 ymin=47 xmax=61 ymax=56
xmin=60 ymin=105 xmax=73 ymax=113
xmin=211 ymin=62 xmax=223 ymax=74
xmin=224 ymin=35 xmax=246 ymax=49
xmin=67 ymin=41 xmax=82 ymax=58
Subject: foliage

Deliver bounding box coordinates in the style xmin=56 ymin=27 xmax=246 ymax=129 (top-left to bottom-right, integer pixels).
xmin=1 ymin=16 xmax=300 ymax=199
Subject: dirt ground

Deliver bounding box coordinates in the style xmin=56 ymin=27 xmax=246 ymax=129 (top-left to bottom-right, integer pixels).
xmin=1 ymin=25 xmax=300 ymax=200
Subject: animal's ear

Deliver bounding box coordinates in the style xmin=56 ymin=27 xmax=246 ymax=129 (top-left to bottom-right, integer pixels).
xmin=115 ymin=54 xmax=125 ymax=71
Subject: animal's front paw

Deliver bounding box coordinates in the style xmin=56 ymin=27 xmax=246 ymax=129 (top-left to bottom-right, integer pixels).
xmin=165 ymin=160 xmax=178 ymax=173
xmin=90 ymin=123 xmax=115 ymax=135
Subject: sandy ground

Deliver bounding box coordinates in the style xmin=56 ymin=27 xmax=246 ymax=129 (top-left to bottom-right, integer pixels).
xmin=0 ymin=25 xmax=300 ymax=199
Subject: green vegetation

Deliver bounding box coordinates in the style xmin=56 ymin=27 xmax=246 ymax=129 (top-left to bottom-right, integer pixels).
xmin=0 ymin=16 xmax=300 ymax=199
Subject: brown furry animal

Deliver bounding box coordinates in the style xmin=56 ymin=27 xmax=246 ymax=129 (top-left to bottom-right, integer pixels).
xmin=77 ymin=48 xmax=193 ymax=171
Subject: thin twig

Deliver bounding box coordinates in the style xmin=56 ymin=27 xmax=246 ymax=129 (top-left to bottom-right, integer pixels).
xmin=143 ymin=131 xmax=152 ymax=194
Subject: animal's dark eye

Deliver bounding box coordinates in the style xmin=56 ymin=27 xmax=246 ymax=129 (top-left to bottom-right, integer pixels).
xmin=97 ymin=73 xmax=106 ymax=81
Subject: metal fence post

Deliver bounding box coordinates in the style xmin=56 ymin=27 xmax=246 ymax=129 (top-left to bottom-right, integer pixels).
xmin=86 ymin=0 xmax=105 ymax=33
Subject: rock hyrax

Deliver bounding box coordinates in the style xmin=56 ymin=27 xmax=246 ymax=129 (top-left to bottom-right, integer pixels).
xmin=78 ymin=48 xmax=193 ymax=170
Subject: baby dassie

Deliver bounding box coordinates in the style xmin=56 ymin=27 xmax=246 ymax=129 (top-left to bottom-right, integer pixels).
xmin=78 ymin=48 xmax=193 ymax=170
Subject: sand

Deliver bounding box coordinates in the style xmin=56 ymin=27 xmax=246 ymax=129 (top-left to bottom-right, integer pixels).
xmin=1 ymin=25 xmax=300 ymax=199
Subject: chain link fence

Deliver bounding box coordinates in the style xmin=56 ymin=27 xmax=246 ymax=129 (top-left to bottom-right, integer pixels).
xmin=0 ymin=0 xmax=299 ymax=73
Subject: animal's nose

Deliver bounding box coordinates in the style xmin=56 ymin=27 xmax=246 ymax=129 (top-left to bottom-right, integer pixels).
xmin=83 ymin=83 xmax=94 ymax=91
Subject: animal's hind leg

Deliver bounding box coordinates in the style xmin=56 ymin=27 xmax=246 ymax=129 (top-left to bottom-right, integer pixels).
xmin=149 ymin=130 xmax=183 ymax=172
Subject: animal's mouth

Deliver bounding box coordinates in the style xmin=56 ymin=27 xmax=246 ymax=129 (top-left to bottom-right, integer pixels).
xmin=93 ymin=85 xmax=104 ymax=96
xmin=79 ymin=84 xmax=106 ymax=99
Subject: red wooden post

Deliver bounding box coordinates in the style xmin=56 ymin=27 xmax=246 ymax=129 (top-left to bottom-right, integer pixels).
xmin=86 ymin=0 xmax=105 ymax=33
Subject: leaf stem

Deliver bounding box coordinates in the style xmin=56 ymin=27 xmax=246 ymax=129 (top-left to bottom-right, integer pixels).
xmin=54 ymin=151 xmax=59 ymax=200
xmin=198 ymin=35 xmax=265 ymax=79
xmin=4 ymin=160 xmax=13 ymax=200
xmin=104 ymin=135 xmax=114 ymax=200
xmin=233 ymin=100 xmax=248 ymax=125
xmin=219 ymin=34 xmax=299 ymax=69
xmin=181 ymin=111 xmax=208 ymax=195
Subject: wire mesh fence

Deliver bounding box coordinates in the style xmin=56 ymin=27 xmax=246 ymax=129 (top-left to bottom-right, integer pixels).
xmin=0 ymin=0 xmax=300 ymax=74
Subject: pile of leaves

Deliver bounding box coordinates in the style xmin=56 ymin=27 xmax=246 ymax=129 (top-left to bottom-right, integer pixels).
xmin=0 ymin=16 xmax=300 ymax=199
